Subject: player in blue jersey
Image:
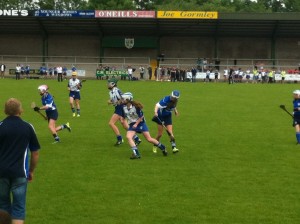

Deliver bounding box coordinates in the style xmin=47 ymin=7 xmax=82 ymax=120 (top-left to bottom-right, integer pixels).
xmin=107 ymin=78 xmax=141 ymax=146
xmin=121 ymin=92 xmax=167 ymax=159
xmin=68 ymin=72 xmax=82 ymax=117
xmin=34 ymin=85 xmax=71 ymax=143
xmin=293 ymin=90 xmax=300 ymax=144
xmin=152 ymin=90 xmax=180 ymax=154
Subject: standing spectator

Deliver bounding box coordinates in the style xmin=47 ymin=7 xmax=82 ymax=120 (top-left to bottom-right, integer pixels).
xmin=68 ymin=72 xmax=82 ymax=117
xmin=0 ymin=63 xmax=6 ymax=79
xmin=62 ymin=66 xmax=67 ymax=80
xmin=25 ymin=65 xmax=30 ymax=79
xmin=121 ymin=92 xmax=167 ymax=159
xmin=15 ymin=64 xmax=21 ymax=80
xmin=223 ymin=68 xmax=228 ymax=81
xmin=228 ymin=67 xmax=234 ymax=84
xmin=152 ymin=90 xmax=180 ymax=154
xmin=170 ymin=67 xmax=176 ymax=82
xmin=180 ymin=68 xmax=186 ymax=81
xmin=139 ymin=65 xmax=145 ymax=79
xmin=191 ymin=67 xmax=197 ymax=82
xmin=127 ymin=66 xmax=133 ymax=81
xmin=0 ymin=98 xmax=40 ymax=224
xmin=20 ymin=65 xmax=25 ymax=78
xmin=57 ymin=65 xmax=63 ymax=82
xmin=34 ymin=85 xmax=71 ymax=143
xmin=148 ymin=66 xmax=152 ymax=80
xmin=281 ymin=69 xmax=286 ymax=84
xmin=214 ymin=69 xmax=219 ymax=82
xmin=175 ymin=68 xmax=180 ymax=81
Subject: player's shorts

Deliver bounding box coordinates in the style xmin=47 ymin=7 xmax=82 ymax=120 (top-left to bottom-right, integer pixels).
xmin=114 ymin=105 xmax=124 ymax=116
xmin=128 ymin=122 xmax=149 ymax=133
xmin=152 ymin=115 xmax=172 ymax=126
xmin=46 ymin=109 xmax=58 ymax=121
xmin=69 ymin=91 xmax=80 ymax=100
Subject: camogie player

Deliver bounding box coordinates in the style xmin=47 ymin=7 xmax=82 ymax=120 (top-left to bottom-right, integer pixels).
xmin=107 ymin=78 xmax=141 ymax=146
xmin=152 ymin=90 xmax=180 ymax=154
xmin=121 ymin=92 xmax=167 ymax=159
xmin=68 ymin=72 xmax=82 ymax=117
xmin=293 ymin=90 xmax=300 ymax=144
xmin=34 ymin=85 xmax=71 ymax=143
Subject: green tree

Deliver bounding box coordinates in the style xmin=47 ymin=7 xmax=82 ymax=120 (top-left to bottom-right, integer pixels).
xmin=38 ymin=0 xmax=88 ymax=10
xmin=87 ymin=0 xmax=135 ymax=10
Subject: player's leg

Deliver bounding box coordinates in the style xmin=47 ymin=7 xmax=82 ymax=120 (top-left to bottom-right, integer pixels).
xmin=121 ymin=118 xmax=141 ymax=145
xmin=109 ymin=113 xmax=124 ymax=146
xmin=127 ymin=130 xmax=140 ymax=159
xmin=143 ymin=131 xmax=167 ymax=156
xmin=75 ymin=98 xmax=80 ymax=117
xmin=69 ymin=96 xmax=76 ymax=117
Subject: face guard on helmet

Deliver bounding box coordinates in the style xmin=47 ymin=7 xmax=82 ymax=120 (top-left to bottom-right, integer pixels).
xmin=122 ymin=92 xmax=133 ymax=102
xmin=38 ymin=85 xmax=48 ymax=95
xmin=293 ymin=90 xmax=300 ymax=98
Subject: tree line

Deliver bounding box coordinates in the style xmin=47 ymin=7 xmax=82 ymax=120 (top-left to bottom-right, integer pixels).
xmin=0 ymin=0 xmax=299 ymax=12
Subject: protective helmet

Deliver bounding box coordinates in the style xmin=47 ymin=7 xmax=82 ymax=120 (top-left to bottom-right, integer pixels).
xmin=38 ymin=84 xmax=48 ymax=94
xmin=293 ymin=90 xmax=300 ymax=95
xmin=107 ymin=78 xmax=118 ymax=88
xmin=122 ymin=92 xmax=133 ymax=101
xmin=171 ymin=90 xmax=180 ymax=99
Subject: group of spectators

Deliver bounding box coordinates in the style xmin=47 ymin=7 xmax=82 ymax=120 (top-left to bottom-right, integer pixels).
xmin=13 ymin=64 xmax=77 ymax=81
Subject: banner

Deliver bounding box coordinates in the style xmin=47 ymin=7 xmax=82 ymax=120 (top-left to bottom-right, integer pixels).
xmin=157 ymin=11 xmax=218 ymax=19
xmin=95 ymin=10 xmax=155 ymax=18
xmin=96 ymin=70 xmax=127 ymax=77
xmin=34 ymin=10 xmax=95 ymax=17
xmin=0 ymin=9 xmax=29 ymax=16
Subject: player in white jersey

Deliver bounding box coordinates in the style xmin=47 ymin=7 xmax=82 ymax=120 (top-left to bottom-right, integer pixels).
xmin=68 ymin=72 xmax=82 ymax=117
xmin=107 ymin=78 xmax=141 ymax=146
xmin=121 ymin=92 xmax=167 ymax=159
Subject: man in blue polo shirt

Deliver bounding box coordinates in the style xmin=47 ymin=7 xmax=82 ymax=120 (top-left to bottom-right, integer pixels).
xmin=0 ymin=98 xmax=40 ymax=224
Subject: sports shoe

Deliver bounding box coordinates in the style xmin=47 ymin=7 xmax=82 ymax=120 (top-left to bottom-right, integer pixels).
xmin=162 ymin=149 xmax=168 ymax=156
xmin=52 ymin=137 xmax=60 ymax=144
xmin=172 ymin=147 xmax=179 ymax=154
xmin=72 ymin=113 xmax=75 ymax=117
xmin=130 ymin=153 xmax=141 ymax=159
xmin=65 ymin=122 xmax=71 ymax=132
xmin=135 ymin=139 xmax=142 ymax=146
xmin=152 ymin=146 xmax=157 ymax=153
xmin=114 ymin=139 xmax=124 ymax=146
xmin=77 ymin=114 xmax=80 ymax=117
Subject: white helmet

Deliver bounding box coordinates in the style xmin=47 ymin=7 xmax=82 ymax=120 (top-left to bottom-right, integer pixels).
xmin=122 ymin=92 xmax=133 ymax=101
xmin=293 ymin=90 xmax=300 ymax=95
xmin=38 ymin=85 xmax=48 ymax=93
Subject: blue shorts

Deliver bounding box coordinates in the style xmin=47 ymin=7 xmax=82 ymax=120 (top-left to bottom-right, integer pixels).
xmin=46 ymin=109 xmax=58 ymax=121
xmin=152 ymin=115 xmax=172 ymax=126
xmin=0 ymin=177 xmax=28 ymax=220
xmin=69 ymin=91 xmax=81 ymax=100
xmin=114 ymin=105 xmax=124 ymax=116
xmin=128 ymin=122 xmax=149 ymax=133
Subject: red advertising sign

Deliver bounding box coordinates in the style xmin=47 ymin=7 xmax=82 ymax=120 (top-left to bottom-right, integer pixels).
xmin=95 ymin=10 xmax=155 ymax=18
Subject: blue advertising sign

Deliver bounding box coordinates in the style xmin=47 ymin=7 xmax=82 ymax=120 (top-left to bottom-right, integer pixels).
xmin=34 ymin=10 xmax=95 ymax=18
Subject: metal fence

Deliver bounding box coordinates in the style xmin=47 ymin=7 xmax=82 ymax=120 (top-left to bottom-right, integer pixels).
xmin=1 ymin=55 xmax=299 ymax=78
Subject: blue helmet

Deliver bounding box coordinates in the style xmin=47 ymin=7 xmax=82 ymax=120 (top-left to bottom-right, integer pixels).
xmin=171 ymin=90 xmax=180 ymax=99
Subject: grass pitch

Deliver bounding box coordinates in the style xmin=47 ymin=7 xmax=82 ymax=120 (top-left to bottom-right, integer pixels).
xmin=1 ymin=78 xmax=300 ymax=224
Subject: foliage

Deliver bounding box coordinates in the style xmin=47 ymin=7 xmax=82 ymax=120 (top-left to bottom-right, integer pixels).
xmin=0 ymin=0 xmax=299 ymax=11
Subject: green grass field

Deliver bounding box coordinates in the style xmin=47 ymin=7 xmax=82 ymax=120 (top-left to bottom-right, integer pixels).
xmin=1 ymin=78 xmax=300 ymax=224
